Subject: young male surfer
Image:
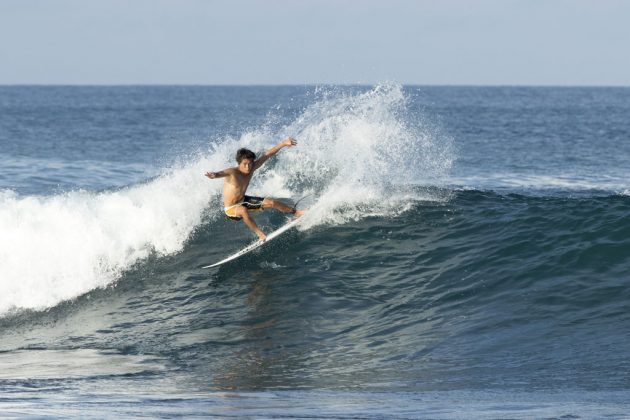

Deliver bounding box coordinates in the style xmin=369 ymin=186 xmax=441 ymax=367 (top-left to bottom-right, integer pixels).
xmin=205 ymin=137 xmax=306 ymax=241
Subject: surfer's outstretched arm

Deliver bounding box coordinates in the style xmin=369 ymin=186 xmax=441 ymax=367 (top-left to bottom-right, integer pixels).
xmin=254 ymin=137 xmax=297 ymax=170
xmin=204 ymin=168 xmax=234 ymax=179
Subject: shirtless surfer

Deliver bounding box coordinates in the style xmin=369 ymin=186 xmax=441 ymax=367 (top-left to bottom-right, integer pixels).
xmin=205 ymin=137 xmax=306 ymax=241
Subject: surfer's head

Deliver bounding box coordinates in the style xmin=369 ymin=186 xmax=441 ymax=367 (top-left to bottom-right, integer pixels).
xmin=236 ymin=148 xmax=256 ymax=174
xmin=236 ymin=148 xmax=256 ymax=163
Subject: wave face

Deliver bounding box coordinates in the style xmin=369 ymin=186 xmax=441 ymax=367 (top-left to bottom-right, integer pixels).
xmin=1 ymin=86 xmax=630 ymax=398
xmin=2 ymin=191 xmax=629 ymax=393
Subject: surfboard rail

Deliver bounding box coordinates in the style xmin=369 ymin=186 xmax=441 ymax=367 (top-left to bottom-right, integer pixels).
xmin=202 ymin=217 xmax=302 ymax=268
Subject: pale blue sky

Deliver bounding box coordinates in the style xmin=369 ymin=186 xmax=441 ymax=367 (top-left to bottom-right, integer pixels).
xmin=1 ymin=0 xmax=629 ymax=85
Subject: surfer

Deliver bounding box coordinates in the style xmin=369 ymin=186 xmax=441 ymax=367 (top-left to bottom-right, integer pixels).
xmin=205 ymin=137 xmax=306 ymax=241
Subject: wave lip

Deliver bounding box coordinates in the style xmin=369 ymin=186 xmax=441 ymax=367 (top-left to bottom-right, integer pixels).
xmin=450 ymin=173 xmax=629 ymax=195
xmin=0 ymin=163 xmax=213 ymax=316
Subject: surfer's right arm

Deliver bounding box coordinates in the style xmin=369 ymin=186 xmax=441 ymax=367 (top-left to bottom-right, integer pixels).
xmin=205 ymin=168 xmax=234 ymax=179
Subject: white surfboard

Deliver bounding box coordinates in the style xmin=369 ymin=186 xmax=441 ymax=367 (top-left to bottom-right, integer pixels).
xmin=202 ymin=217 xmax=303 ymax=268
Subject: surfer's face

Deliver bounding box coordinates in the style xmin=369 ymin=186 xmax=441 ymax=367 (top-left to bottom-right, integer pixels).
xmin=238 ymin=158 xmax=254 ymax=174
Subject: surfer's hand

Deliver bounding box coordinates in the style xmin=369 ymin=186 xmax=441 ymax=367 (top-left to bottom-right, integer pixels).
xmin=205 ymin=171 xmax=217 ymax=179
xmin=283 ymin=137 xmax=297 ymax=147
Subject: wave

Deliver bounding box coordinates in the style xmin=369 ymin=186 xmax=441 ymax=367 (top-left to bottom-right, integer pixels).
xmin=450 ymin=173 xmax=630 ymax=195
xmin=0 ymin=167 xmax=211 ymax=315
xmin=2 ymin=189 xmax=629 ymax=392
xmin=0 ymin=84 xmax=452 ymax=316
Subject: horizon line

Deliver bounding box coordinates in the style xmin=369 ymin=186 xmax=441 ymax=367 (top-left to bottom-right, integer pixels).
xmin=1 ymin=82 xmax=629 ymax=88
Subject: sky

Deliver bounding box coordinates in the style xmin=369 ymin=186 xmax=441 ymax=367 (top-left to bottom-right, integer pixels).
xmin=0 ymin=0 xmax=629 ymax=86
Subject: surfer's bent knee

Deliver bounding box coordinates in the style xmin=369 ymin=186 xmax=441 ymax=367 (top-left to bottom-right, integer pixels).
xmin=234 ymin=206 xmax=248 ymax=218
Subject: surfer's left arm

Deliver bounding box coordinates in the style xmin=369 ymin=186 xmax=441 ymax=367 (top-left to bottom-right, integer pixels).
xmin=254 ymin=137 xmax=297 ymax=170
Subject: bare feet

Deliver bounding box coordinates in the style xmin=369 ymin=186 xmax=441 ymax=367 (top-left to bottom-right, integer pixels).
xmin=256 ymin=231 xmax=267 ymax=241
xmin=294 ymin=209 xmax=306 ymax=218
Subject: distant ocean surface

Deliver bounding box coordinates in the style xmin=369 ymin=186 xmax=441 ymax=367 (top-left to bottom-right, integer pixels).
xmin=1 ymin=85 xmax=630 ymax=418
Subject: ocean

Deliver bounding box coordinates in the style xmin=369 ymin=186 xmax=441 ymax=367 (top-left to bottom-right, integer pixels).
xmin=1 ymin=84 xmax=629 ymax=418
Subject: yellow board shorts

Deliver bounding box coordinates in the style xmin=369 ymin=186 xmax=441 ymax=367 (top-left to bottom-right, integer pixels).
xmin=224 ymin=195 xmax=265 ymax=221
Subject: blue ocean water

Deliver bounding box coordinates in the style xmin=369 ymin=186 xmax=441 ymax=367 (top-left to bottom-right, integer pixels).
xmin=1 ymin=85 xmax=630 ymax=418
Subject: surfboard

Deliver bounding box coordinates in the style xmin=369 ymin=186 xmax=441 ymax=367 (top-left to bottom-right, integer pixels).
xmin=202 ymin=217 xmax=303 ymax=268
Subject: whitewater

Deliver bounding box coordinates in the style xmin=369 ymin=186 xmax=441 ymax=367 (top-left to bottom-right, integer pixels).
xmin=0 ymin=84 xmax=452 ymax=315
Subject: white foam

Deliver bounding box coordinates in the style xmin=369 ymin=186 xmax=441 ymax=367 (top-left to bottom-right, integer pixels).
xmin=450 ymin=173 xmax=629 ymax=193
xmin=241 ymin=84 xmax=453 ymax=228
xmin=0 ymin=84 xmax=453 ymax=315
xmin=0 ymin=157 xmax=224 ymax=316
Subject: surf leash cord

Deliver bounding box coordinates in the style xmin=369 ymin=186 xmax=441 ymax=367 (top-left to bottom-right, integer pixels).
xmin=291 ymin=194 xmax=312 ymax=213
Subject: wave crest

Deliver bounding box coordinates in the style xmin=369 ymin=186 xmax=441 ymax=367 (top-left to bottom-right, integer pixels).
xmin=0 ymin=84 xmax=452 ymax=316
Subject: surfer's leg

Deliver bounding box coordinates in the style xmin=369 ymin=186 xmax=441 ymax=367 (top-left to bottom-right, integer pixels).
xmin=262 ymin=198 xmax=306 ymax=217
xmin=233 ymin=205 xmax=267 ymax=241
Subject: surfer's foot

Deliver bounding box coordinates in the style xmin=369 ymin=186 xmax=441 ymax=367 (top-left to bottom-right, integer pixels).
xmin=256 ymin=232 xmax=267 ymax=241
xmin=294 ymin=209 xmax=306 ymax=218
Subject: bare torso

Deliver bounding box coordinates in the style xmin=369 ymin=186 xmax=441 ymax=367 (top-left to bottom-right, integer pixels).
xmin=223 ymin=168 xmax=254 ymax=207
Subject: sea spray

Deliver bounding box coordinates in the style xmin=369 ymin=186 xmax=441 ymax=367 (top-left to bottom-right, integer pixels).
xmin=240 ymin=84 xmax=453 ymax=226
xmin=0 ymin=84 xmax=452 ymax=315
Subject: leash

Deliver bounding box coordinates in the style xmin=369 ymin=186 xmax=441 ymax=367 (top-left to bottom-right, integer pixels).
xmin=291 ymin=194 xmax=312 ymax=213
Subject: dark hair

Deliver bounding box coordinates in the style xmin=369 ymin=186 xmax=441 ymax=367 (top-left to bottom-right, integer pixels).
xmin=236 ymin=148 xmax=256 ymax=163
